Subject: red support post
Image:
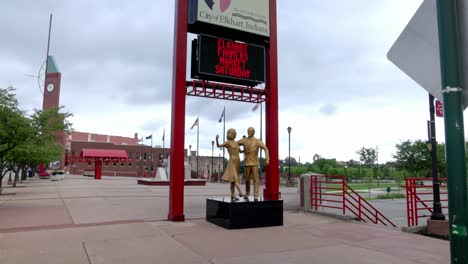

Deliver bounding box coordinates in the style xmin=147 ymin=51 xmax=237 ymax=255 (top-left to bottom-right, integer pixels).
xmin=342 ymin=177 xmax=346 ymax=215
xmin=264 ymin=0 xmax=280 ymax=201
xmin=413 ymin=179 xmax=418 ymax=226
xmin=358 ymin=196 xmax=362 ymax=221
xmin=95 ymin=160 xmax=102 ymax=180
xmin=168 ymin=0 xmax=188 ymax=222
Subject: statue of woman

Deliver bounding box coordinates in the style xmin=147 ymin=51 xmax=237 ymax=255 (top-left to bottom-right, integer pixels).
xmin=216 ymin=129 xmax=244 ymax=200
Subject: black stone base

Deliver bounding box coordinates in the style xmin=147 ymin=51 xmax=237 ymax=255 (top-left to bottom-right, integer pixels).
xmin=206 ymin=197 xmax=283 ymax=229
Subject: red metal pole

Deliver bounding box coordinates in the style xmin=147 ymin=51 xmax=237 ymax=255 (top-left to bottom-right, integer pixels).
xmin=264 ymin=0 xmax=280 ymax=201
xmin=342 ymin=176 xmax=346 ymax=215
xmin=168 ymin=0 xmax=188 ymax=222
xmin=95 ymin=160 xmax=102 ymax=180
xmin=406 ymin=178 xmax=411 ymax=227
xmin=414 ymin=179 xmax=419 ymax=226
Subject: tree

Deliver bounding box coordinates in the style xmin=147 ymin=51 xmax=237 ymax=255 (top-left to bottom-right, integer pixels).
xmin=312 ymin=153 xmax=322 ymax=161
xmin=283 ymin=156 xmax=298 ymax=167
xmin=393 ymin=140 xmax=431 ymax=177
xmin=356 ymin=147 xmax=377 ymax=167
xmin=313 ymin=158 xmax=337 ymax=172
xmin=0 ymin=86 xmax=72 ymax=194
xmin=0 ymin=86 xmax=30 ymax=193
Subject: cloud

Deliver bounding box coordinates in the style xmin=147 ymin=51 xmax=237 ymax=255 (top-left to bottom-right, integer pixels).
xmin=3 ymin=0 xmax=452 ymax=164
xmin=319 ymin=104 xmax=338 ymax=116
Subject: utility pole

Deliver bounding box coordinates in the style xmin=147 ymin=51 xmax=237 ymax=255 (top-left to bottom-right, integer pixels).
xmin=437 ymin=1 xmax=468 ymax=262
xmin=376 ymin=146 xmax=379 ymax=189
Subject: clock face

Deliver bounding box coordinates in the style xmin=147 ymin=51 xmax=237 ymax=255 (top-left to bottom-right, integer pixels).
xmin=47 ymin=83 xmax=55 ymax=92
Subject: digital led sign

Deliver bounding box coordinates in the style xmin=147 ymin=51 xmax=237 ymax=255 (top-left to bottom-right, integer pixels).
xmin=191 ymin=34 xmax=265 ymax=86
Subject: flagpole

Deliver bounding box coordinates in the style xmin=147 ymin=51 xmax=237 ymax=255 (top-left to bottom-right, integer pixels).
xmin=162 ymin=129 xmax=165 ymax=167
xmin=222 ymin=107 xmax=225 ymax=182
xmin=140 ymin=136 xmax=143 ymax=177
xmin=197 ymin=116 xmax=199 ymax=178
xmin=151 ymin=133 xmax=153 ymax=176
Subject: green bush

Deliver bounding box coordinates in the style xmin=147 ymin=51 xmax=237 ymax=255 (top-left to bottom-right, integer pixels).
xmin=376 ymin=193 xmax=405 ymax=199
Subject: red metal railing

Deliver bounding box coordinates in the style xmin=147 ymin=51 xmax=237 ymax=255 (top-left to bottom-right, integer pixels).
xmin=405 ymin=177 xmax=448 ymax=227
xmin=309 ymin=175 xmax=397 ymax=228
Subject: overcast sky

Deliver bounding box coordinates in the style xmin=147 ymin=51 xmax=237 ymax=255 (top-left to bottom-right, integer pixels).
xmin=3 ymin=0 xmax=463 ymax=164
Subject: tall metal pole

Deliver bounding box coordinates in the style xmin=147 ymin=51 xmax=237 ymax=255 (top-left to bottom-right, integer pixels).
xmin=197 ymin=117 xmax=199 ymax=178
xmin=264 ymin=0 xmax=280 ymax=200
xmin=428 ymin=93 xmax=445 ymax=220
xmin=168 ymin=0 xmax=187 ymax=222
xmin=45 ymin=14 xmax=52 ymax=76
xmin=287 ymin=126 xmax=291 ymax=183
xmin=39 ymin=14 xmax=53 ymax=175
xmin=436 ymin=1 xmax=468 ymax=262
xmin=211 ymin=141 xmax=214 ymax=183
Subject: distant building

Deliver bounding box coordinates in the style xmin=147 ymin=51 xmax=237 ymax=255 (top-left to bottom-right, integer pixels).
xmin=67 ymin=132 xmax=173 ymax=177
xmin=187 ymin=154 xmax=224 ymax=179
xmin=67 ymin=131 xmax=225 ymax=179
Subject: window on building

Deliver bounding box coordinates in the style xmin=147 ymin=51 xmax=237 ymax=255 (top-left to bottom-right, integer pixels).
xmin=128 ymin=162 xmax=132 ymax=167
xmin=121 ymin=162 xmax=124 ymax=167
xmin=113 ymin=162 xmax=116 ymax=167
xmin=144 ymin=153 xmax=147 ymax=160
xmin=105 ymin=162 xmax=109 ymax=167
xmin=88 ymin=162 xmax=91 ymax=167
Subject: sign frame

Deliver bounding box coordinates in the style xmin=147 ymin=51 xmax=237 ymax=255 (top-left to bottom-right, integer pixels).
xmin=191 ymin=34 xmax=266 ymax=86
xmin=188 ymin=0 xmax=270 ymax=43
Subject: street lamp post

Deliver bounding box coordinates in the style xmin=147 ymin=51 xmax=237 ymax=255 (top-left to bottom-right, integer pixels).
xmin=427 ymin=94 xmax=445 ymax=220
xmin=287 ymin=126 xmax=292 ymax=184
xmin=189 ymin=145 xmax=192 ymax=176
xmin=211 ymin=141 xmax=214 ymax=183
xmin=218 ymin=153 xmax=221 ymax=182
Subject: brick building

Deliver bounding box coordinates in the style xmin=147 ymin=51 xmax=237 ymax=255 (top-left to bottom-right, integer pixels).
xmin=67 ymin=132 xmax=226 ymax=179
xmin=67 ymin=132 xmax=173 ymax=177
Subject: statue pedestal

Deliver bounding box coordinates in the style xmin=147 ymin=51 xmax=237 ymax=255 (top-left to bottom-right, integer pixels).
xmin=206 ymin=197 xmax=283 ymax=229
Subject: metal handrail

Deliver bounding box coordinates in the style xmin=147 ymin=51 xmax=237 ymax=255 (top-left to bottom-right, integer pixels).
xmin=308 ymin=175 xmax=396 ymax=228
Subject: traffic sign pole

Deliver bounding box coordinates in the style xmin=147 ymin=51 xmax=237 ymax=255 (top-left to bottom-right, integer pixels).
xmin=437 ymin=0 xmax=468 ymax=262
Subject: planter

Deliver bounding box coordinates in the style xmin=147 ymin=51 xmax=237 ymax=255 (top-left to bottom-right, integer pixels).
xmin=51 ymin=174 xmax=59 ymax=181
xmin=38 ymin=172 xmax=51 ymax=179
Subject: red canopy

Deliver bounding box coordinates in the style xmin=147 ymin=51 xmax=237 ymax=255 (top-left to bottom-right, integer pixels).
xmin=80 ymin=149 xmax=128 ymax=159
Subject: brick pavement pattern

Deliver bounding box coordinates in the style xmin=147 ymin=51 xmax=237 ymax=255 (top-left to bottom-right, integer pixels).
xmin=0 ymin=175 xmax=449 ymax=264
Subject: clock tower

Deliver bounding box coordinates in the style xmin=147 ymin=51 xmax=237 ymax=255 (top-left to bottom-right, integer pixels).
xmin=42 ymin=55 xmax=67 ymax=171
xmin=42 ymin=56 xmax=61 ymax=110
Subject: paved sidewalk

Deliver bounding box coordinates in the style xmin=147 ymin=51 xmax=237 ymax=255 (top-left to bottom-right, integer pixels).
xmin=0 ymin=175 xmax=450 ymax=264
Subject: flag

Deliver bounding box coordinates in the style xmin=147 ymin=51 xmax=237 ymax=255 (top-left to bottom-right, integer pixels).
xmin=252 ymin=103 xmax=261 ymax=112
xmin=218 ymin=107 xmax=225 ymax=123
xmin=190 ymin=117 xmax=199 ymax=130
xmin=162 ymin=129 xmax=165 ymax=141
xmin=146 ymin=135 xmax=152 ymax=140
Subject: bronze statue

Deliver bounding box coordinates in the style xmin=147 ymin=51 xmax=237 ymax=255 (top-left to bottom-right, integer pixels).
xmin=238 ymin=127 xmax=269 ymax=200
xmin=216 ymin=129 xmax=244 ymax=200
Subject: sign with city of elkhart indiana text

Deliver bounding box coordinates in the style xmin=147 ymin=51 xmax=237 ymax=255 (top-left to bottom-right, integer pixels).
xmin=189 ymin=0 xmax=270 ymax=37
xmin=193 ymin=34 xmax=265 ymax=86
